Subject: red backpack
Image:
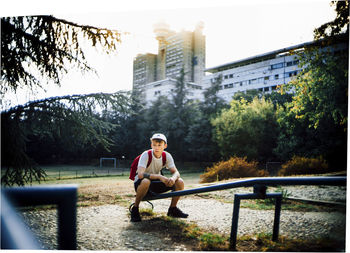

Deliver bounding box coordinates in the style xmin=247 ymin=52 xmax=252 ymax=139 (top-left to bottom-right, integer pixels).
xmin=129 ymin=149 xmax=166 ymax=180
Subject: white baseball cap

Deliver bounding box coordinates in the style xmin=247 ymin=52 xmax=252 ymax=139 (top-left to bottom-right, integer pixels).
xmin=150 ymin=133 xmax=167 ymax=143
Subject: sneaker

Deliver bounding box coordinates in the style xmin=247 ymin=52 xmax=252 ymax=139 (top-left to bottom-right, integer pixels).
xmin=130 ymin=206 xmax=141 ymax=222
xmin=167 ymin=207 xmax=188 ymax=218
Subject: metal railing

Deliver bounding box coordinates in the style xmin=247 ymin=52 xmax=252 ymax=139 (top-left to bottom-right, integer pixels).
xmin=144 ymin=176 xmax=346 ymax=250
xmin=1 ymin=185 xmax=78 ymax=250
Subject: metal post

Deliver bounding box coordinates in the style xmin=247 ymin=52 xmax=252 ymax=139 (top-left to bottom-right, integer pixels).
xmin=230 ymin=195 xmax=241 ymax=250
xmin=272 ymin=193 xmax=282 ymax=241
xmin=57 ymin=192 xmax=77 ymax=250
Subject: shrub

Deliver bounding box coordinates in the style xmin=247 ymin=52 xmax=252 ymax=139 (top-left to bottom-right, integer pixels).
xmin=278 ymin=156 xmax=329 ymax=176
xmin=200 ymin=156 xmax=268 ymax=183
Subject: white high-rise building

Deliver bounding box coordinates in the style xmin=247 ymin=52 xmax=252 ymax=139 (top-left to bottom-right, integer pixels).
xmin=132 ymin=21 xmax=206 ymax=105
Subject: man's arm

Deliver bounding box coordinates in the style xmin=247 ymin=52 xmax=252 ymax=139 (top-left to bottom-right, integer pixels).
xmin=166 ymin=167 xmax=180 ymax=186
xmin=138 ymin=166 xmax=168 ymax=183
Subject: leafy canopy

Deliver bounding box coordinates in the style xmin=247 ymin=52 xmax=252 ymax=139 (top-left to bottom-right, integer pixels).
xmin=1 ymin=15 xmax=121 ymax=94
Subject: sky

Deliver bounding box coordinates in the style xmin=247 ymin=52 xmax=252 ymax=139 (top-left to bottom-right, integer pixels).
xmin=2 ymin=0 xmax=338 ymax=108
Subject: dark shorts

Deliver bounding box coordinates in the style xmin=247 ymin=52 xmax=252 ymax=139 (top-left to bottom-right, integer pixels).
xmin=134 ymin=179 xmax=175 ymax=195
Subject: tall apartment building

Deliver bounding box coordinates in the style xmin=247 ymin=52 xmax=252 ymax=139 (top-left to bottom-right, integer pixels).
xmin=132 ymin=21 xmax=206 ymax=104
xmin=133 ymin=53 xmax=157 ymax=88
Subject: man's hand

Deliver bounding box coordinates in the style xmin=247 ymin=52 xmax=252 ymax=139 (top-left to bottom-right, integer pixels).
xmin=166 ymin=177 xmax=175 ymax=187
xmin=159 ymin=176 xmax=175 ymax=187
xmin=159 ymin=175 xmax=170 ymax=185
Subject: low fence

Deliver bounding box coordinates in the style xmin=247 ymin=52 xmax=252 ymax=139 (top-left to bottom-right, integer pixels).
xmin=40 ymin=161 xmax=209 ymax=180
xmin=43 ymin=165 xmax=129 ymax=180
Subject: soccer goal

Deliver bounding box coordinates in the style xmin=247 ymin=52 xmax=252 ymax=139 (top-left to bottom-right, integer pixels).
xmin=99 ymin=158 xmax=117 ymax=168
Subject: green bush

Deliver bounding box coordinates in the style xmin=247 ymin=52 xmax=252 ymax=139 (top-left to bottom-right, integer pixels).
xmin=200 ymin=156 xmax=268 ymax=183
xmin=278 ymin=156 xmax=329 ymax=176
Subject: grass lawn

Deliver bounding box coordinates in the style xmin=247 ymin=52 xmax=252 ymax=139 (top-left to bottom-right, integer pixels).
xmin=29 ymin=170 xmax=204 ymax=207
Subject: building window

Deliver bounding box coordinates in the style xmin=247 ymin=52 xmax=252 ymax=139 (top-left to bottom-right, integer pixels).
xmin=284 ymin=71 xmax=298 ymax=78
xmin=264 ymin=87 xmax=269 ymax=92
xmin=250 ymin=79 xmax=257 ymax=84
xmin=224 ymin=83 xmax=233 ymax=89
xmin=271 ymin=62 xmax=284 ymax=70
xmin=274 ymin=74 xmax=279 ymax=80
xmin=229 ymin=74 xmax=233 ymax=78
xmin=290 ymin=71 xmax=298 ymax=77
xmin=286 ymin=60 xmax=299 ymax=67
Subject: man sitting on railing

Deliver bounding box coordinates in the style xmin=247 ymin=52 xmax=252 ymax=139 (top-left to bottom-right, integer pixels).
xmin=130 ymin=133 xmax=188 ymax=222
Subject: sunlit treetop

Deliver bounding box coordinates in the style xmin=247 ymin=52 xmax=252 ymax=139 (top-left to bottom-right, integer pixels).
xmin=313 ymin=0 xmax=349 ymax=40
xmin=1 ymin=15 xmax=122 ymax=95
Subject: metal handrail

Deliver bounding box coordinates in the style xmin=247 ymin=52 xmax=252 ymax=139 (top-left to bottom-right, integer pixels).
xmin=1 ymin=185 xmax=78 ymax=250
xmin=144 ymin=176 xmax=346 ymax=200
xmin=143 ymin=176 xmax=346 ymax=249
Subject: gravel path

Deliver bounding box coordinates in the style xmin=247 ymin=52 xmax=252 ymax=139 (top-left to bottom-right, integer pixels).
xmin=20 ymin=185 xmax=346 ymax=251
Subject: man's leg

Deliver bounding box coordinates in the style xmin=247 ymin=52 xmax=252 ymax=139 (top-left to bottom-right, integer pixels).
xmin=131 ymin=178 xmax=151 ymax=222
xmin=134 ymin=178 xmax=151 ymax=207
xmin=170 ymin=178 xmax=184 ymax=207
xmin=167 ymin=178 xmax=188 ymax=218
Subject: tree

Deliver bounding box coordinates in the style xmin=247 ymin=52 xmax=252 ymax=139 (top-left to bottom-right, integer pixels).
xmin=165 ymin=69 xmax=197 ymax=161
xmin=1 ymin=92 xmax=131 ymax=186
xmin=1 ymin=15 xmax=121 ymax=94
xmin=138 ymin=96 xmax=171 ymax=148
xmin=274 ymin=1 xmax=349 ymax=169
xmin=201 ymin=74 xmax=227 ymax=116
xmin=286 ymin=48 xmax=348 ymax=130
xmin=313 ymin=1 xmax=349 ymax=40
xmin=186 ymin=75 xmax=227 ymax=161
xmin=263 ymin=91 xmax=293 ymax=109
xmin=212 ymin=98 xmax=279 ymax=164
xmin=232 ymin=89 xmax=262 ymax=102
xmin=1 ymin=15 xmax=126 ymax=185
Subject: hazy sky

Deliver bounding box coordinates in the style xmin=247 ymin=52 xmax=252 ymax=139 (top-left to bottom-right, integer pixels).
xmin=2 ymin=0 xmax=337 ymax=107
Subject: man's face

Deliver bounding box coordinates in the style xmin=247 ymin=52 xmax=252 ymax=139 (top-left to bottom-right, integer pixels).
xmin=151 ymin=140 xmax=167 ymax=156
